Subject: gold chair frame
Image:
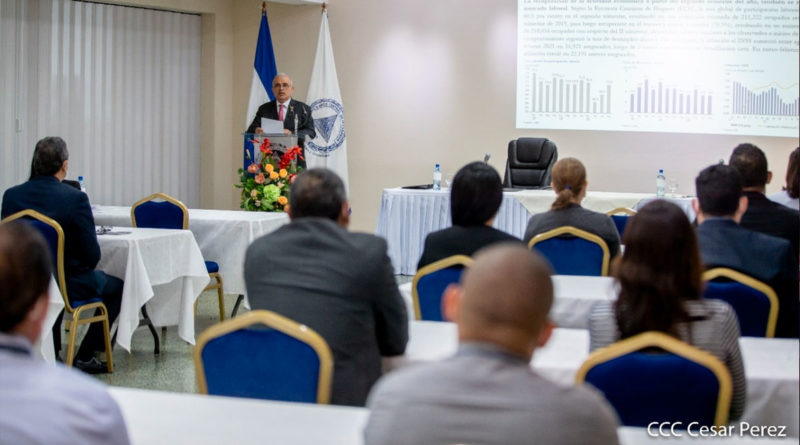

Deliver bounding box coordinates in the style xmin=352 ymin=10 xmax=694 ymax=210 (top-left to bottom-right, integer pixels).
xmin=131 ymin=193 xmax=225 ymax=320
xmin=528 ymin=226 xmax=611 ymax=276
xmin=703 ymin=267 xmax=779 ymax=338
xmin=575 ymin=331 xmax=732 ymax=427
xmin=605 ymin=207 xmax=637 ymax=216
xmin=411 ymin=255 xmax=473 ymax=320
xmin=193 ymin=310 xmax=334 ymax=404
xmin=3 ymin=210 xmax=114 ymax=371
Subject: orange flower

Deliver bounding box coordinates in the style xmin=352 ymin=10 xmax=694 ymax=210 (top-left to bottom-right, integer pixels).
xmin=269 ymin=171 xmax=279 ymax=180
xmin=283 ymin=204 xmax=291 ymax=213
xmin=277 ymin=196 xmax=288 ymax=206
xmin=279 ymin=169 xmax=288 ymax=178
xmin=265 ymin=164 xmax=275 ymax=173
xmin=250 ymin=189 xmax=259 ymax=199
xmin=254 ymin=173 xmax=266 ymax=184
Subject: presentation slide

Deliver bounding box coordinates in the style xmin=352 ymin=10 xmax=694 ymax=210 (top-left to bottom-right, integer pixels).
xmin=516 ymin=0 xmax=799 ymax=137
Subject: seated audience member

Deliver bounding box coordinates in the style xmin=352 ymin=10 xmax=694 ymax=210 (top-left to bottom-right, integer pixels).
xmin=729 ymin=143 xmax=799 ymax=258
xmin=244 ymin=169 xmax=408 ymax=406
xmin=692 ymin=165 xmax=799 ymax=338
xmin=768 ymin=146 xmax=799 ymax=210
xmin=523 ymin=157 xmax=620 ymax=257
xmin=365 ymin=244 xmax=620 ymax=445
xmin=0 ymin=222 xmax=129 ymax=444
xmin=588 ymin=200 xmax=746 ymax=421
xmin=1 ymin=137 xmax=123 ymax=373
xmin=417 ymin=162 xmax=521 ymax=269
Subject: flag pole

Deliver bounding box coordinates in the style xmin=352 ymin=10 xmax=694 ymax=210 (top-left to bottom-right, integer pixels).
xmin=321 ymin=2 xmax=326 ymax=12
xmin=262 ymin=2 xmax=267 ymax=12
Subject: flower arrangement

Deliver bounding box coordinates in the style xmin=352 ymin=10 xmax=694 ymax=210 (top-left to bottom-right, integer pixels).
xmin=236 ymin=137 xmax=303 ymax=212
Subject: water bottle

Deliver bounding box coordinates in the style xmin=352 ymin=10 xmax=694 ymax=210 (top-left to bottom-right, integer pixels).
xmin=78 ymin=176 xmax=87 ymax=193
xmin=432 ymin=164 xmax=442 ymax=190
xmin=656 ymin=169 xmax=666 ymax=197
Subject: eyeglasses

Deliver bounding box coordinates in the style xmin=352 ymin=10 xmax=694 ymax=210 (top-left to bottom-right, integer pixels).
xmin=273 ymin=83 xmax=292 ymax=89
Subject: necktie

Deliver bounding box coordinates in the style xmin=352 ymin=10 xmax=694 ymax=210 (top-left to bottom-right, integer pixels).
xmin=279 ymin=104 xmax=285 ymax=122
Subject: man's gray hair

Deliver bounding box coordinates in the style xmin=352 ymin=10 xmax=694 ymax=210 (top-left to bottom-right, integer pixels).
xmin=289 ymin=169 xmax=347 ymax=221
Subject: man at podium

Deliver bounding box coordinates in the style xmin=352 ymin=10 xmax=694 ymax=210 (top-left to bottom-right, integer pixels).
xmin=246 ymin=72 xmax=316 ymax=142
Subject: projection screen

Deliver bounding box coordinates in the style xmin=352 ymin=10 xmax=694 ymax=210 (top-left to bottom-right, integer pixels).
xmin=516 ymin=0 xmax=799 ymax=137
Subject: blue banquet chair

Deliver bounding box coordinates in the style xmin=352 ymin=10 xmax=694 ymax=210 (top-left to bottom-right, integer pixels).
xmin=131 ymin=192 xmax=226 ymax=321
xmin=528 ymin=226 xmax=610 ymax=276
xmin=412 ymin=255 xmax=473 ymax=321
xmin=702 ymin=267 xmax=778 ymax=338
xmin=605 ymin=207 xmax=636 ymax=238
xmin=575 ymin=332 xmax=732 ymax=428
xmin=2 ymin=210 xmax=114 ymax=371
xmin=194 ymin=310 xmax=333 ymax=404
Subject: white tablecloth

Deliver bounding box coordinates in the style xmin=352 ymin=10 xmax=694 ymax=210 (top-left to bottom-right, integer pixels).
xmin=92 ymin=206 xmax=289 ymax=296
xmin=385 ymin=321 xmax=799 ymax=437
xmin=108 ymin=388 xmax=798 ymax=445
xmin=109 ymin=387 xmax=369 ymax=445
xmin=36 ymin=277 xmax=65 ymax=363
xmin=97 ymin=228 xmax=210 ymax=351
xmin=399 ymin=275 xmax=616 ymax=328
xmin=375 ymin=188 xmax=694 ymax=275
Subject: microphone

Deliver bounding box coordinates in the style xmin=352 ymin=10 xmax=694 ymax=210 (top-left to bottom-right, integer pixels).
xmin=484 ymin=153 xmax=491 ymax=164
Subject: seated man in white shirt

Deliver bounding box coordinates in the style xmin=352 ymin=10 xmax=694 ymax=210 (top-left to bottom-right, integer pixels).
xmin=364 ymin=244 xmax=620 ymax=445
xmin=0 ymin=222 xmax=129 ymax=445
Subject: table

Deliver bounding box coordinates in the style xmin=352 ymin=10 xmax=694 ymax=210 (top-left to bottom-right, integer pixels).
xmin=376 ymin=188 xmax=694 ymax=275
xmin=385 ymin=321 xmax=799 ymax=437
xmin=92 ymin=206 xmax=289 ymax=296
xmin=108 ymin=387 xmax=799 ymax=444
xmin=36 ymin=278 xmax=65 ymax=363
xmin=97 ymin=227 xmax=209 ymax=351
xmin=399 ymin=275 xmax=616 ymax=328
xmin=109 ymin=387 xmax=369 ymax=445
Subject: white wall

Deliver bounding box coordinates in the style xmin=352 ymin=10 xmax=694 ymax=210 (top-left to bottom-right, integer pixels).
xmin=244 ymin=0 xmax=797 ymax=231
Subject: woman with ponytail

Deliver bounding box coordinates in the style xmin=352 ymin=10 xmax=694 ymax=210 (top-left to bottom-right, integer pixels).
xmin=522 ymin=158 xmax=621 ymax=257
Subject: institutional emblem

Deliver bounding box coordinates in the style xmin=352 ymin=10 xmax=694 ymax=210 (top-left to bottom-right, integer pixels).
xmin=307 ymin=98 xmax=345 ymax=158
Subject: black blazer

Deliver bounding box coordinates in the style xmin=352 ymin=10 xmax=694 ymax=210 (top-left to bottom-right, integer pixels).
xmin=740 ymin=191 xmax=799 ymax=260
xmin=246 ymin=99 xmax=316 ymax=142
xmin=417 ymin=225 xmax=522 ymax=270
xmin=1 ymin=176 xmax=103 ymax=302
xmin=697 ymin=218 xmax=799 ymax=338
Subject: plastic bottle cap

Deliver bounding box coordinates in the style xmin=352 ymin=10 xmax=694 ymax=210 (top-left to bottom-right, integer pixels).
xmin=435 ymin=164 xmax=440 ymax=168
xmin=78 ymin=176 xmax=84 ymax=181
xmin=658 ymin=169 xmax=663 ymax=174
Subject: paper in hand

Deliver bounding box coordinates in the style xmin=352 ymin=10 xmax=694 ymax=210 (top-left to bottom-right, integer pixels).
xmin=260 ymin=118 xmax=285 ymax=134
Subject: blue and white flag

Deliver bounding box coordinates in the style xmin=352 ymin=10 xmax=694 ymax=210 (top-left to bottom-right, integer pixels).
xmin=306 ymin=9 xmax=349 ymax=194
xmin=245 ymin=7 xmax=278 ymax=127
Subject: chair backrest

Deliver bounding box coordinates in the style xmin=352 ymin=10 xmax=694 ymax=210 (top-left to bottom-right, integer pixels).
xmin=131 ymin=193 xmax=188 ymax=229
xmin=412 ymin=255 xmax=473 ymax=321
xmin=529 ymin=226 xmax=610 ymax=276
xmin=194 ymin=310 xmax=333 ymax=404
xmin=503 ymin=138 xmax=558 ymax=189
xmin=2 ymin=210 xmax=71 ymax=310
xmin=576 ymin=332 xmax=732 ymax=428
xmin=702 ymin=268 xmax=778 ymax=338
xmin=606 ymin=207 xmax=636 ymax=238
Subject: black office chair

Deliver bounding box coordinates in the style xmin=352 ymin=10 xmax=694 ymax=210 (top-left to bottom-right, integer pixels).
xmin=503 ymin=138 xmax=558 ymax=189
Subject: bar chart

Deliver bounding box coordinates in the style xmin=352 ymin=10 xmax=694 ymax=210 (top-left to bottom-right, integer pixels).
xmin=628 ymin=80 xmax=713 ymax=115
xmin=731 ymin=81 xmax=799 ymax=117
xmin=528 ymin=73 xmax=612 ymax=115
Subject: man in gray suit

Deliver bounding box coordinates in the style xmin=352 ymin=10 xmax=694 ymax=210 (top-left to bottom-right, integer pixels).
xmin=244 ymin=169 xmax=408 ymax=406
xmin=364 ymin=244 xmax=619 ymax=445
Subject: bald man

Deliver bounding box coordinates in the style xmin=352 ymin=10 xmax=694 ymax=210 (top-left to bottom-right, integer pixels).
xmin=364 ymin=244 xmax=619 ymax=445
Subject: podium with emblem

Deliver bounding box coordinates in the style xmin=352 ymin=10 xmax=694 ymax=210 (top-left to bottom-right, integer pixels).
xmin=243 ymin=133 xmax=302 ymax=171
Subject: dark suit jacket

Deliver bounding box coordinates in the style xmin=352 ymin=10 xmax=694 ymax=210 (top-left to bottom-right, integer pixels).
xmin=696 ymin=218 xmax=799 ymax=338
xmin=417 ymin=225 xmax=521 ymax=270
xmin=244 ymin=218 xmax=408 ymax=406
xmin=246 ymin=99 xmax=316 ymax=141
xmin=740 ymin=191 xmax=799 ymax=260
xmin=1 ymin=176 xmax=104 ymax=301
